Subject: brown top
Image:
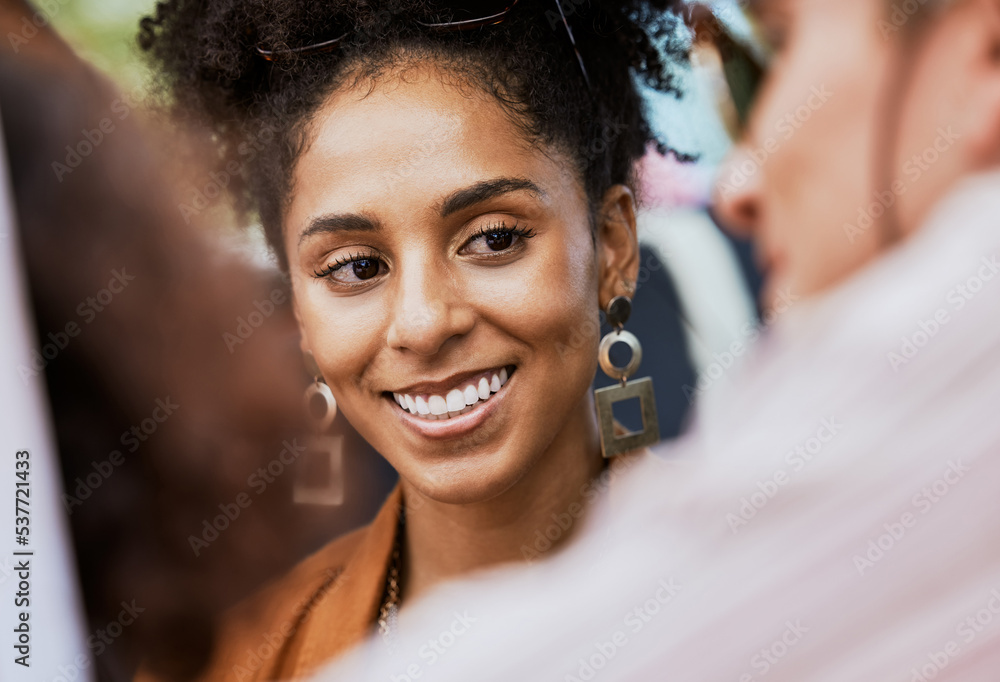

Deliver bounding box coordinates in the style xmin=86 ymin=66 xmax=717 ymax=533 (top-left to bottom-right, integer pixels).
xmin=138 ymin=438 xmax=648 ymax=682
xmin=137 ymin=485 xmax=403 ymax=682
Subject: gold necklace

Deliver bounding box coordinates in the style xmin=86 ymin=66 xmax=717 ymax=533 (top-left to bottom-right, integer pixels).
xmin=377 ymin=510 xmax=404 ymax=651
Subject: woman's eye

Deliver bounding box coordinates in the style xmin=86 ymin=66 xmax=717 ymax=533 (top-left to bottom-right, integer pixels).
xmin=314 ymin=254 xmax=386 ymax=285
xmin=480 ymin=230 xmax=514 ymax=251
xmin=462 ymin=224 xmax=535 ymax=256
xmin=350 ymin=258 xmax=381 ymax=280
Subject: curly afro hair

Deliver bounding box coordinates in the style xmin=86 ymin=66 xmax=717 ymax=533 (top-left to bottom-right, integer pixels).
xmin=139 ymin=0 xmax=689 ymax=270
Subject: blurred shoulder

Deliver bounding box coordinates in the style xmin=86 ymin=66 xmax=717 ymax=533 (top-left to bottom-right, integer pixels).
xmin=135 ymin=484 xmax=404 ymax=682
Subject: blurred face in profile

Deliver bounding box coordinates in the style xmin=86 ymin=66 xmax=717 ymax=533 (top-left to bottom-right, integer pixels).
xmin=715 ymin=0 xmax=1000 ymax=306
xmin=283 ymin=62 xmax=635 ymax=505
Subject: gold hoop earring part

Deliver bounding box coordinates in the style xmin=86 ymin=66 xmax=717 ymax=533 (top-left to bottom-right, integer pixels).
xmin=304 ymin=377 xmax=337 ymax=432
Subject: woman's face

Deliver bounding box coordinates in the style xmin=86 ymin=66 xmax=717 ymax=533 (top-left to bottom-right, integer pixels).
xmin=285 ymin=62 xmax=626 ymax=504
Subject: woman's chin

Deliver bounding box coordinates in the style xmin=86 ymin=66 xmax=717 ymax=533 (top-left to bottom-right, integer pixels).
xmin=397 ymin=453 xmax=533 ymax=507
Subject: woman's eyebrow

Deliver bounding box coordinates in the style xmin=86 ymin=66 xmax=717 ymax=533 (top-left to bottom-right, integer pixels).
xmin=297 ymin=178 xmax=544 ymax=248
xmin=438 ymin=177 xmax=546 ymax=218
xmin=298 ymin=213 xmax=380 ymax=247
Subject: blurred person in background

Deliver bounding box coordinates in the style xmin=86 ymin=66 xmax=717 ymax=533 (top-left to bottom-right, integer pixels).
xmin=0 ymin=1 xmax=382 ymax=678
xmin=315 ymin=0 xmax=1000 ymax=678
xmin=134 ymin=0 xmax=708 ymax=679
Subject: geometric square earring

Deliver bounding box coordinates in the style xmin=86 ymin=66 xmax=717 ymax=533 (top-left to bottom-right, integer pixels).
xmin=594 ymin=295 xmax=660 ymax=457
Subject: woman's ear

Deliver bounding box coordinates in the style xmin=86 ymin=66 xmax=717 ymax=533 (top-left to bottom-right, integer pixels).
xmin=596 ymin=184 xmax=640 ymax=310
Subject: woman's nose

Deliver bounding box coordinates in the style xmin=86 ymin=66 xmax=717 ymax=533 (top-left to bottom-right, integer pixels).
xmin=385 ymin=267 xmax=475 ymax=356
xmin=712 ymin=143 xmax=763 ymax=240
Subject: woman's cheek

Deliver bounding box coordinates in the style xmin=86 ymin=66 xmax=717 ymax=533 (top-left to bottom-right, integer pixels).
xmin=543 ymin=240 xmax=600 ymax=329
xmin=525 ymin=257 xmax=600 ymax=369
xmin=300 ymin=294 xmax=374 ymax=392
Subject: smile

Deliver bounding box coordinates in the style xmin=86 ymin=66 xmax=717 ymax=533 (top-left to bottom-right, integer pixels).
xmin=390 ymin=366 xmax=513 ymax=420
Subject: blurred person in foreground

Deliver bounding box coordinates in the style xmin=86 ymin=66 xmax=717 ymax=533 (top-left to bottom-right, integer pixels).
xmin=0 ymin=2 xmax=343 ymax=678
xmin=320 ymin=0 xmax=1000 ymax=679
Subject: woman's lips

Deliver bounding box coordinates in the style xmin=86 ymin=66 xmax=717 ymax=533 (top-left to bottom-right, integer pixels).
xmin=386 ymin=366 xmax=515 ymax=440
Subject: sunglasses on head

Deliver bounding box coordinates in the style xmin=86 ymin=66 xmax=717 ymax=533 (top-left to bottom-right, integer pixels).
xmin=255 ymin=0 xmax=592 ymax=90
xmin=686 ymin=2 xmax=770 ymax=131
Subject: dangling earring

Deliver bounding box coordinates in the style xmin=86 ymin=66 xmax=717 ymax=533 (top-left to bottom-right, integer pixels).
xmin=595 ymin=293 xmax=660 ymax=457
xmin=294 ymin=351 xmax=345 ymax=505
xmin=303 ymin=367 xmax=337 ymax=430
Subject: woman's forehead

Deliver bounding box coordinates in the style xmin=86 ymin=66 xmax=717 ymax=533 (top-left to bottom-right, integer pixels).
xmin=287 ymin=66 xmax=574 ymax=226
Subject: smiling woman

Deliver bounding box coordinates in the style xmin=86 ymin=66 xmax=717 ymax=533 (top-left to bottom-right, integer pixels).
xmin=137 ymin=0 xmax=687 ymax=679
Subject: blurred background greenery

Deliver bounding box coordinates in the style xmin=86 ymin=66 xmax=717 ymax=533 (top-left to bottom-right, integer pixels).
xmin=48 ymin=0 xmax=152 ymax=93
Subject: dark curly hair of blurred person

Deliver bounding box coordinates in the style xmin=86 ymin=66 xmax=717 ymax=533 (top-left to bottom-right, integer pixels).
xmin=138 ymin=0 xmax=690 ymax=270
xmin=0 ymin=3 xmax=337 ymax=679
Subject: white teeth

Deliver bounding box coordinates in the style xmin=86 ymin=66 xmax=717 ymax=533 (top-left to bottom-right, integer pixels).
xmin=464 ymin=385 xmax=479 ymax=406
xmin=428 ymin=395 xmax=448 ymax=415
xmin=394 ymin=367 xmax=513 ymax=421
xmin=446 ymin=388 xmax=465 ymax=412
